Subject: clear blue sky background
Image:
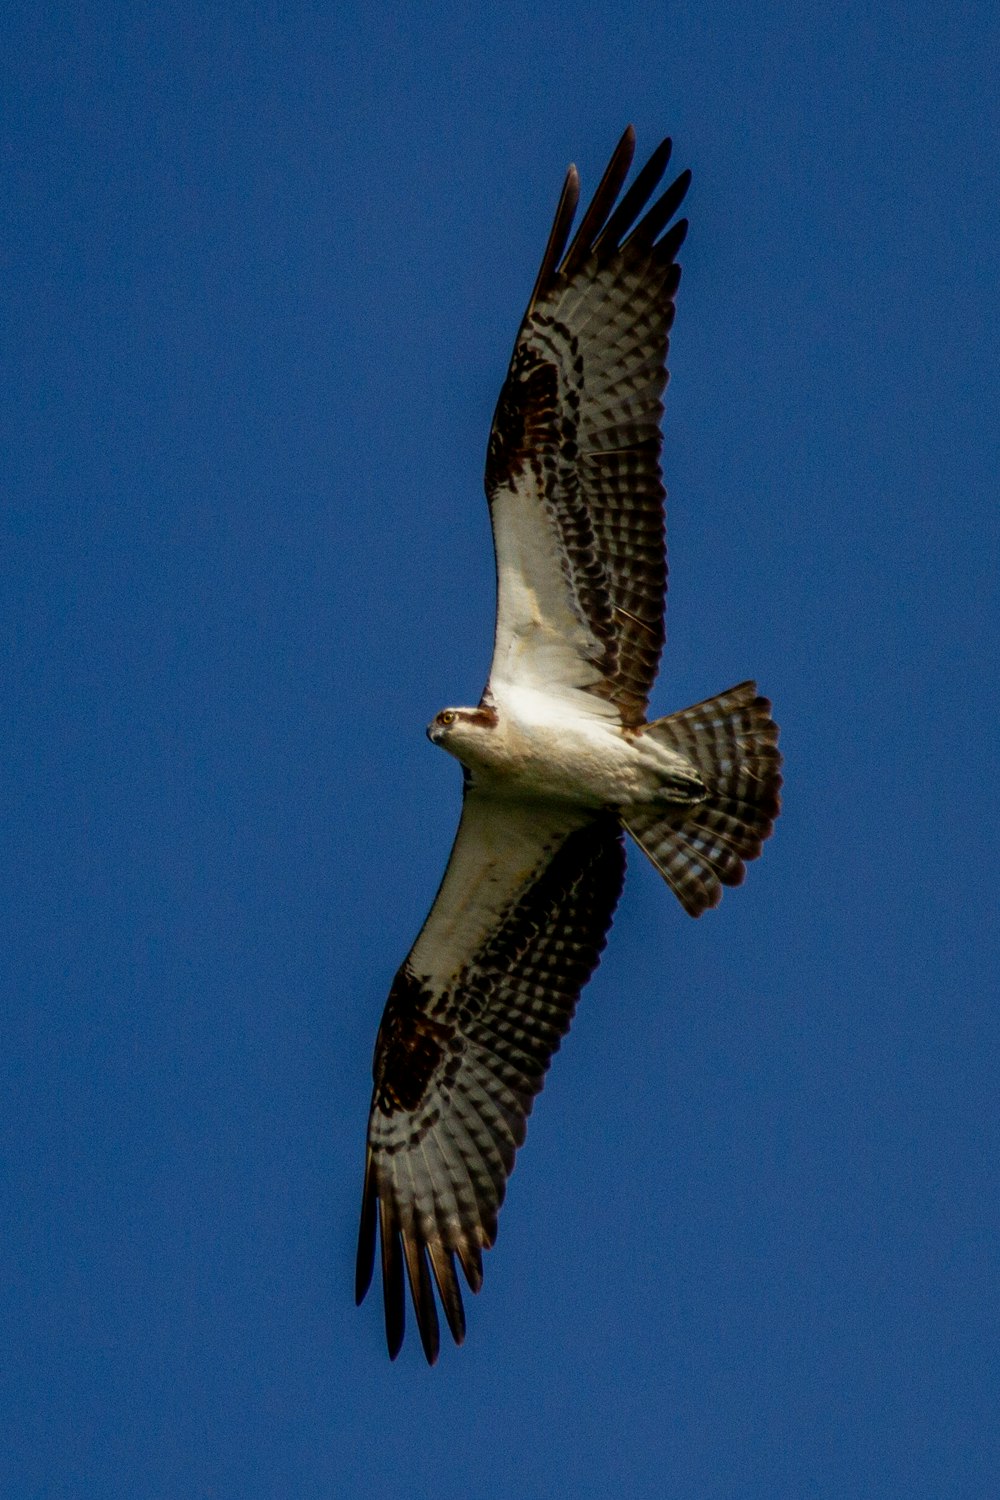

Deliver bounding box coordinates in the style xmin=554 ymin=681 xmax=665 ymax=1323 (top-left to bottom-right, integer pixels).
xmin=4 ymin=2 xmax=998 ymax=1496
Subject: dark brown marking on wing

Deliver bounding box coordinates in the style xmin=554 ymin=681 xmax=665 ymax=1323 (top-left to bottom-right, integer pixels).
xmin=485 ymin=345 xmax=560 ymax=494
xmin=373 ymin=967 xmax=456 ymax=1117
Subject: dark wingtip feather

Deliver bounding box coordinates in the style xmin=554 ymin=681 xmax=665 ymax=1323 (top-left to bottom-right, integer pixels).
xmin=457 ymin=1237 xmax=484 ymax=1294
xmin=379 ymin=1201 xmax=405 ymax=1360
xmin=593 ymin=134 xmax=674 ymax=258
xmin=630 ymin=168 xmax=692 ymax=251
xmin=355 ymin=1149 xmax=377 ymax=1306
xmin=403 ymin=1237 xmax=441 ymax=1366
xmin=559 ymin=124 xmax=637 ymax=278
xmin=428 ymin=1242 xmax=467 ymax=1346
xmin=528 ymin=131 xmax=690 ymax=310
xmin=625 ymin=204 xmax=689 ymax=264
xmin=527 ymin=162 xmax=580 ymax=313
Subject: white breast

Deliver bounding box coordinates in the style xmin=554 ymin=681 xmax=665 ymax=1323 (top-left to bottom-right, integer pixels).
xmin=482 ymin=683 xmax=651 ymax=806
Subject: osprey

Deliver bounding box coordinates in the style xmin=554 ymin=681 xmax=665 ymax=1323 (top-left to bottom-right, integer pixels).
xmin=355 ymin=128 xmax=782 ymax=1363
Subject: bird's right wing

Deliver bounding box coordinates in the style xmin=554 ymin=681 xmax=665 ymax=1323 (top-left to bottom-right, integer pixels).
xmin=356 ymin=790 xmax=626 ymax=1363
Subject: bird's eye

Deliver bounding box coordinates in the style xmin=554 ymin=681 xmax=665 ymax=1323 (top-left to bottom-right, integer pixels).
xmin=439 ymin=711 xmax=456 ymax=726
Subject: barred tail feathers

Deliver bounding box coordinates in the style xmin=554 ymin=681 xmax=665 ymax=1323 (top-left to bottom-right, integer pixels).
xmin=624 ymin=682 xmax=782 ymax=916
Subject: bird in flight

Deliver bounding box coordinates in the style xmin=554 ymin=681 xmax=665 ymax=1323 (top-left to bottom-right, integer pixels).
xmin=355 ymin=127 xmax=782 ymax=1363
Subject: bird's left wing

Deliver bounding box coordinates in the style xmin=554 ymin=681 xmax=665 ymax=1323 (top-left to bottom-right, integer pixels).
xmin=484 ymin=128 xmax=690 ymax=724
xmin=356 ymin=791 xmax=625 ymax=1363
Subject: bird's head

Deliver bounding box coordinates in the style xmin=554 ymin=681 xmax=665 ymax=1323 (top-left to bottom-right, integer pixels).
xmin=426 ymin=705 xmax=499 ymax=761
xmin=427 ymin=707 xmax=470 ymax=749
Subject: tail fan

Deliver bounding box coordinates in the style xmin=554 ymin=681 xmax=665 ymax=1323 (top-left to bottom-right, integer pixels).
xmin=624 ymin=682 xmax=782 ymax=916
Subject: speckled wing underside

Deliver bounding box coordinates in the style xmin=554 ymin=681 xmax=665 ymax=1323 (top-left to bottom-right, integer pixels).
xmin=484 ymin=127 xmax=690 ymax=725
xmin=356 ymin=795 xmax=626 ymax=1363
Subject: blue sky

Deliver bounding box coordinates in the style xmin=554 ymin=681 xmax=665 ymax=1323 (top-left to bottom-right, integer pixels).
xmin=4 ymin=1 xmax=998 ymax=1495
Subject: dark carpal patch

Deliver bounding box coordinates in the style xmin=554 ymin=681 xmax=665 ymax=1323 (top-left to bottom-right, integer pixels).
xmin=485 ymin=345 xmax=560 ymax=495
xmin=373 ymin=967 xmax=454 ymax=1115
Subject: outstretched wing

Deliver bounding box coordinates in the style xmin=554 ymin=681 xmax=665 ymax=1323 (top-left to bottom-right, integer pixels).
xmin=485 ymin=127 xmax=690 ymax=725
xmin=356 ymin=794 xmax=626 ymax=1363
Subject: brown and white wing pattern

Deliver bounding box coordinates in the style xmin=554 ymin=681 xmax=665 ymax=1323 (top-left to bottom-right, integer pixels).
xmin=485 ymin=128 xmax=690 ymax=724
xmin=356 ymin=794 xmax=626 ymax=1362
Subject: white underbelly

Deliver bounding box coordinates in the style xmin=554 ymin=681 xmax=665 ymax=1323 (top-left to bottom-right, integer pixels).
xmin=472 ymin=689 xmax=654 ymax=806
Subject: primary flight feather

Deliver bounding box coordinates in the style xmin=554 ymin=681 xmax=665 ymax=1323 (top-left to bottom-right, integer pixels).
xmin=355 ymin=127 xmax=782 ymax=1363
